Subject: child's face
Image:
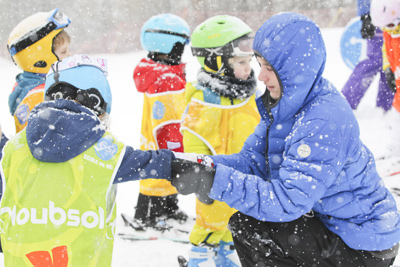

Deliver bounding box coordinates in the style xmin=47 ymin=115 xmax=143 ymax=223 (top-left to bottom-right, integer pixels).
xmin=256 ymin=56 xmax=281 ymax=100
xmin=230 ymin=55 xmax=253 ymax=80
xmin=54 ymin=40 xmax=71 ymax=60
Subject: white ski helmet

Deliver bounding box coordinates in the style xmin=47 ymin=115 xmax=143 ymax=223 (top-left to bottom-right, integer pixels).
xmin=371 ymin=0 xmax=400 ymax=28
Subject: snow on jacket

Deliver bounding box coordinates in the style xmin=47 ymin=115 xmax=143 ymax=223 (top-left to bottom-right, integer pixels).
xmin=0 ymin=99 xmax=174 ymax=187
xmin=210 ymin=13 xmax=400 ymax=251
xmin=134 ymin=58 xmax=186 ymax=94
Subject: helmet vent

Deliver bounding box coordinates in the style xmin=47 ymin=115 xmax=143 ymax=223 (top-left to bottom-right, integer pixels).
xmin=34 ymin=61 xmax=47 ymax=68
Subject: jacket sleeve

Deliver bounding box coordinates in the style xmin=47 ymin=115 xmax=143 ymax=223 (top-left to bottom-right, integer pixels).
xmin=113 ymin=146 xmax=175 ymax=183
xmin=0 ymin=133 xmax=8 ymax=203
xmin=209 ymin=118 xmax=342 ymax=222
xmin=0 ymin=133 xmax=8 ymax=161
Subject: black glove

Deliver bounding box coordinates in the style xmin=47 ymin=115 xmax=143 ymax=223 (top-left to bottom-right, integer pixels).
xmin=385 ymin=68 xmax=397 ymax=93
xmin=171 ymin=158 xmax=215 ymax=205
xmin=360 ymin=14 xmax=375 ymax=39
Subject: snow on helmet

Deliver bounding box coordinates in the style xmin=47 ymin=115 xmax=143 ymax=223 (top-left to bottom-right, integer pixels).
xmin=140 ymin=14 xmax=190 ymax=54
xmin=371 ymin=0 xmax=400 ymax=29
xmin=8 ymin=8 xmax=71 ymax=74
xmin=44 ymin=54 xmax=112 ymax=115
xmin=191 ymin=15 xmax=253 ymax=76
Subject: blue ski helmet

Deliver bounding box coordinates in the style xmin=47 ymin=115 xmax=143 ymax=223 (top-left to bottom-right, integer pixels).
xmin=44 ymin=54 xmax=112 ymax=114
xmin=140 ymin=14 xmax=190 ymax=54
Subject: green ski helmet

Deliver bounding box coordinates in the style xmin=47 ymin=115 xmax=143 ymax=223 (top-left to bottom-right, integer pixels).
xmin=191 ymin=15 xmax=253 ymax=77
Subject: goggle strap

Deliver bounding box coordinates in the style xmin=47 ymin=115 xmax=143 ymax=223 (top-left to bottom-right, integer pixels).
xmin=145 ymin=29 xmax=190 ymax=40
xmin=76 ymin=89 xmax=107 ymax=115
xmin=192 ymin=39 xmax=253 ymax=59
xmin=9 ymin=22 xmax=58 ymax=56
xmin=46 ymin=82 xmax=107 ymax=116
xmin=191 ymin=47 xmax=224 ymax=57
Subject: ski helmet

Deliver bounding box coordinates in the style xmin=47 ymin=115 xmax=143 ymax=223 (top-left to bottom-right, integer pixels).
xmin=371 ymin=0 xmax=400 ymax=29
xmin=191 ymin=15 xmax=253 ymax=76
xmin=140 ymin=14 xmax=190 ymax=54
xmin=44 ymin=54 xmax=112 ymax=115
xmin=8 ymin=8 xmax=71 ymax=74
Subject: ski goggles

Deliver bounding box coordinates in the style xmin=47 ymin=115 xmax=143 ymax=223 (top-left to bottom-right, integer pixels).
xmin=229 ymin=36 xmax=254 ymax=57
xmin=9 ymin=8 xmax=70 ymax=56
xmin=45 ymin=82 xmax=107 ymax=116
xmin=191 ymin=36 xmax=254 ymax=58
xmin=145 ymin=29 xmax=190 ymax=44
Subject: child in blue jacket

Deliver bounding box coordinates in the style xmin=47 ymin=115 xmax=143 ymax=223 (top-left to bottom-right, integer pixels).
xmin=172 ymin=13 xmax=400 ymax=267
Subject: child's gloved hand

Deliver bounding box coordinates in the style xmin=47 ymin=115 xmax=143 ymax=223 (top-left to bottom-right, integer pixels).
xmin=385 ymin=68 xmax=397 ymax=93
xmin=360 ymin=14 xmax=375 ymax=39
xmin=171 ymin=158 xmax=215 ymax=205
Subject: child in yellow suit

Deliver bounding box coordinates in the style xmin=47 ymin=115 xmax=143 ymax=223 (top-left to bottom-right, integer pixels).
xmin=180 ymin=15 xmax=260 ymax=266
xmin=132 ymin=14 xmax=191 ymax=228
xmin=8 ymin=8 xmax=72 ymax=133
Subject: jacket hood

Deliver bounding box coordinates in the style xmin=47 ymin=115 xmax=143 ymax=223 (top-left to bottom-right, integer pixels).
xmin=253 ymin=12 xmax=327 ymax=121
xmin=26 ymin=99 xmax=106 ymax=163
xmin=133 ymin=58 xmax=186 ymax=93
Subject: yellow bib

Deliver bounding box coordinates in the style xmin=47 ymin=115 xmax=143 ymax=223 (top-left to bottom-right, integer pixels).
xmin=139 ymin=90 xmax=186 ymax=196
xmin=181 ymin=82 xmax=260 ymax=244
xmin=0 ymin=130 xmax=124 ymax=266
xmin=181 ymin=83 xmax=260 ymax=155
xmin=14 ymin=85 xmax=45 ymax=133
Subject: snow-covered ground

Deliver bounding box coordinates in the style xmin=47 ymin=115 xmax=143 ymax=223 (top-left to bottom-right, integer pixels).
xmin=0 ymin=26 xmax=399 ymax=266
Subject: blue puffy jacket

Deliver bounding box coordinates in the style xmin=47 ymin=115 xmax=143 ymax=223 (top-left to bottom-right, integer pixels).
xmin=210 ymin=13 xmax=400 ymax=251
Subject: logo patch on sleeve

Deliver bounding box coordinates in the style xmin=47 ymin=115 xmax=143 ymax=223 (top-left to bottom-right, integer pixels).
xmin=95 ymin=137 xmax=118 ymax=161
xmin=297 ymin=144 xmax=311 ymax=158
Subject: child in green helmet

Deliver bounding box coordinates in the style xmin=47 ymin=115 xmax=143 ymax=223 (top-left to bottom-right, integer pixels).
xmin=179 ymin=15 xmax=260 ymax=266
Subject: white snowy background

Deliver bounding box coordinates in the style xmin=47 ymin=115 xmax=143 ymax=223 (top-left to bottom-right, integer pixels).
xmin=1 ymin=26 xmax=400 ymax=266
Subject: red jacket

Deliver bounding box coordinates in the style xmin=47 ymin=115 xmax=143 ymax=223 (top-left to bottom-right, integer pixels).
xmin=134 ymin=58 xmax=186 ymax=94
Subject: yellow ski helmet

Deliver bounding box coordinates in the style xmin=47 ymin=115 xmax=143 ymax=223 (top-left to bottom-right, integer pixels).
xmin=8 ymin=8 xmax=71 ymax=74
